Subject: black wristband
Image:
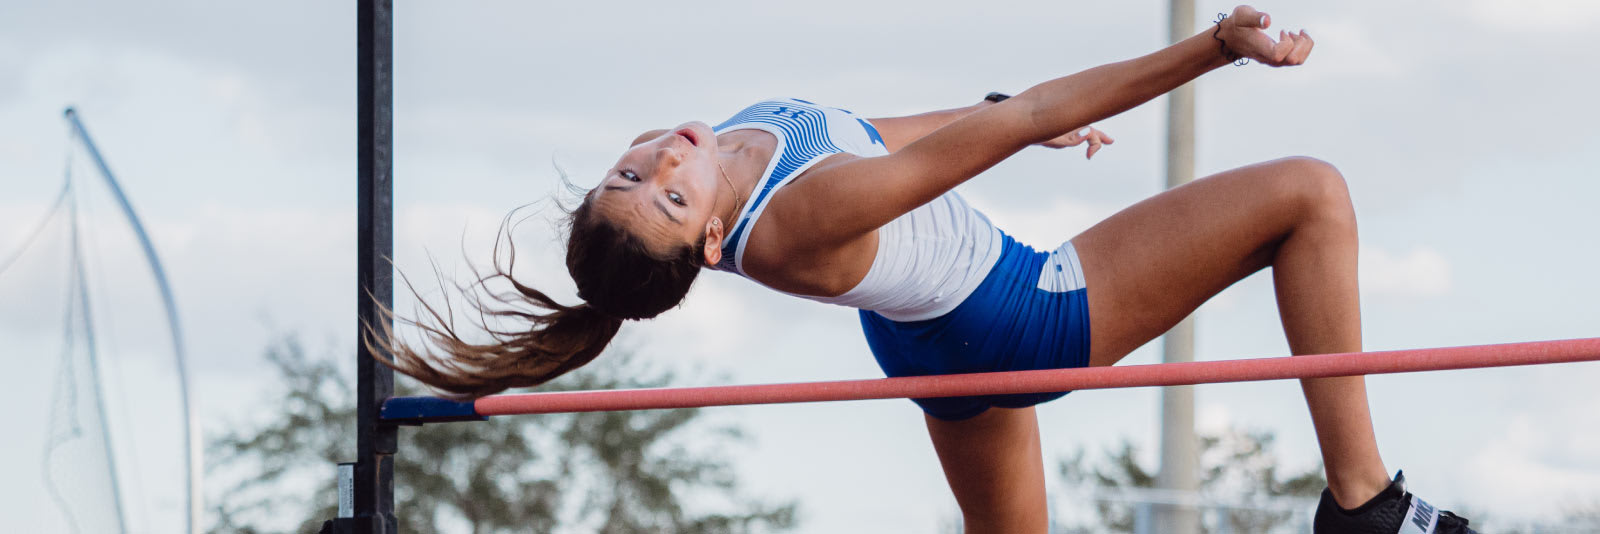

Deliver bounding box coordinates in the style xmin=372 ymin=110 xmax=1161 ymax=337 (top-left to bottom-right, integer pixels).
xmin=983 ymin=92 xmax=1011 ymax=103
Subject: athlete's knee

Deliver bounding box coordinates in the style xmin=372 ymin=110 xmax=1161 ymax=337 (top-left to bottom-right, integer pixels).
xmin=1279 ymin=156 xmax=1347 ymax=197
xmin=1276 ymin=156 xmax=1354 ymax=225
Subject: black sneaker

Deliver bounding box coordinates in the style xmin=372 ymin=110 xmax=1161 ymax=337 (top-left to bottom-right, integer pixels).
xmin=1313 ymin=471 xmax=1477 ymax=534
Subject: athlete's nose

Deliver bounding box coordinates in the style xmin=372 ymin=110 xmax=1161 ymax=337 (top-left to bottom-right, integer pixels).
xmin=656 ymin=146 xmax=683 ymax=168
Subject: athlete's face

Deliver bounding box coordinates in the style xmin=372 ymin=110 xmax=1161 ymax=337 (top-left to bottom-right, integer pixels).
xmin=590 ymin=122 xmax=725 ymax=262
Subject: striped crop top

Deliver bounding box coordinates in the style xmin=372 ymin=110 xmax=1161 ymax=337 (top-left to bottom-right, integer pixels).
xmin=711 ymin=98 xmax=1003 ymax=322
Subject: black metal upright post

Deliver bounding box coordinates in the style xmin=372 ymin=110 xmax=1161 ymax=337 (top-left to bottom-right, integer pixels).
xmin=320 ymin=3 xmax=396 ymax=532
xmin=353 ymin=0 xmax=397 ymax=531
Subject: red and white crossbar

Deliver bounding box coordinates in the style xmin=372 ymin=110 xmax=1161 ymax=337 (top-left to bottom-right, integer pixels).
xmin=380 ymin=337 xmax=1600 ymax=424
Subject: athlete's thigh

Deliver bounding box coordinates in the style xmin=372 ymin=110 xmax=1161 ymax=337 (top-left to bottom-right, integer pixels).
xmin=1070 ymin=157 xmax=1339 ymax=367
xmin=924 ymin=406 xmax=1048 ymax=533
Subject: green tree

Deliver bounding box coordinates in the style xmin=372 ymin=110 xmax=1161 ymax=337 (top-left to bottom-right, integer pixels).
xmin=206 ymin=335 xmax=795 ymax=534
xmin=1057 ymin=428 xmax=1325 ymax=534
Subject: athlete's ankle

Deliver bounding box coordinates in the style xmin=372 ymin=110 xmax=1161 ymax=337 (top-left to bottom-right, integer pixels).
xmin=1326 ymin=470 xmax=1392 ymax=510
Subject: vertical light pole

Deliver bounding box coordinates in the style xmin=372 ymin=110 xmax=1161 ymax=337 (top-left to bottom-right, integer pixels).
xmin=1157 ymin=0 xmax=1201 ymax=533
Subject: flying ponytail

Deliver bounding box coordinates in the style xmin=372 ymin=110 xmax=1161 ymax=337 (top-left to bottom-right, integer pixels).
xmin=370 ymin=197 xmax=705 ymax=399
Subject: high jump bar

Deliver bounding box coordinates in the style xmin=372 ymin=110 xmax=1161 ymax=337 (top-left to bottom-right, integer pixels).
xmin=381 ymin=337 xmax=1600 ymax=425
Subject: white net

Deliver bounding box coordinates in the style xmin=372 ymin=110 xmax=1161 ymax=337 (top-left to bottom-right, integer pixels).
xmin=1 ymin=139 xmax=193 ymax=533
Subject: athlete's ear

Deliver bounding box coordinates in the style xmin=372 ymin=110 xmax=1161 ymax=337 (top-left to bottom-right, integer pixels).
xmin=702 ymin=217 xmax=724 ymax=266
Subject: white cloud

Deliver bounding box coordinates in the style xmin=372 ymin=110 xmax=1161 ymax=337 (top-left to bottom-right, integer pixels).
xmin=1467 ymin=412 xmax=1600 ymax=514
xmin=1284 ymin=19 xmax=1407 ymax=82
xmin=1466 ymin=0 xmax=1600 ymax=33
xmin=1360 ymin=244 xmax=1452 ymax=297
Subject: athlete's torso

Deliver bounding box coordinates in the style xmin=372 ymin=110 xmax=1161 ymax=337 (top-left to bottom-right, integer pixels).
xmin=712 ymin=98 xmax=1003 ymax=322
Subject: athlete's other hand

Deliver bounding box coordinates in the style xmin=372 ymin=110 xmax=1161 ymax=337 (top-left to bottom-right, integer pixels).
xmin=1216 ymin=5 xmax=1314 ymax=67
xmin=1038 ymin=126 xmax=1115 ymax=159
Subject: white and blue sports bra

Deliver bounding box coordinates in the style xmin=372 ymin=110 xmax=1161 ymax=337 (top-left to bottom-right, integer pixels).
xmin=711 ymin=98 xmax=1003 ymax=322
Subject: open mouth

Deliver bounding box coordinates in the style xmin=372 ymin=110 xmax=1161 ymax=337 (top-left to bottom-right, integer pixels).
xmin=675 ymin=128 xmax=700 ymax=147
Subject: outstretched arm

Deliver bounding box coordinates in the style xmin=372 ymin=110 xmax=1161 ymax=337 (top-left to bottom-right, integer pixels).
xmin=773 ymin=5 xmax=1311 ymax=252
xmin=867 ymin=103 xmax=990 ymax=153
xmin=870 ymin=101 xmax=1115 ymax=157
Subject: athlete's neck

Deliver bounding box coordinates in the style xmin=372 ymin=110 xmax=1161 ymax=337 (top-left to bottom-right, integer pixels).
xmin=713 ymin=129 xmax=775 ymax=224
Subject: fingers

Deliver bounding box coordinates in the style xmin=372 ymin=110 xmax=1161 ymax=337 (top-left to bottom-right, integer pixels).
xmin=1231 ymin=5 xmax=1269 ymax=29
xmin=1084 ymin=128 xmax=1113 ymax=159
xmin=1262 ymin=29 xmax=1314 ymax=66
xmin=1057 ymin=127 xmax=1094 ymax=148
xmin=1040 ymin=126 xmax=1114 ymax=157
xmin=1287 ymin=30 xmax=1314 ymax=64
xmin=1070 ymin=127 xmax=1091 ymax=146
xmin=1270 ymin=30 xmax=1296 ymax=63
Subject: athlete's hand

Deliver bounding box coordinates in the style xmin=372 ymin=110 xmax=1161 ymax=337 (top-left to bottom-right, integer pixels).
xmin=1216 ymin=5 xmax=1314 ymax=67
xmin=1037 ymin=126 xmax=1115 ymax=159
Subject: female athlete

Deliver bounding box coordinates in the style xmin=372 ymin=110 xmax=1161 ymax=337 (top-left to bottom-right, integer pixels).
xmin=385 ymin=6 xmax=1476 ymax=533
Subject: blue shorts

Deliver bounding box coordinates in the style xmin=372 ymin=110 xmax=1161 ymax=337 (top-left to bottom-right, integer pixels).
xmin=859 ymin=232 xmax=1092 ymax=421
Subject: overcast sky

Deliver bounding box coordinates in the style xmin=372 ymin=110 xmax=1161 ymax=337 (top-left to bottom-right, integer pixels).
xmin=3 ymin=0 xmax=1599 ymax=532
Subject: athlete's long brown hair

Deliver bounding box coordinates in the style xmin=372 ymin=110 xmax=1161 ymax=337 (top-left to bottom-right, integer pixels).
xmin=368 ymin=196 xmax=706 ymax=399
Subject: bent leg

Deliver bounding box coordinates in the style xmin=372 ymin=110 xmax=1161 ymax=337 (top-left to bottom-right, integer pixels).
xmin=1070 ymin=157 xmax=1390 ymax=506
xmin=925 ymin=407 xmax=1049 ymax=534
